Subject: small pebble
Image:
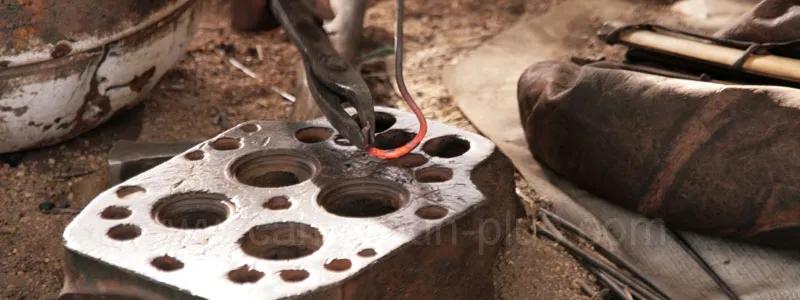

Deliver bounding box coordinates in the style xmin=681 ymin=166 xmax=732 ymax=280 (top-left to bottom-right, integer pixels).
xmin=48 ymin=159 xmax=55 ymax=165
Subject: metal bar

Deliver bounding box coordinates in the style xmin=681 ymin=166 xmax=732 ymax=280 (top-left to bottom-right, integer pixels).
xmin=669 ymin=230 xmax=740 ymax=300
xmin=538 ymin=208 xmax=670 ymax=299
xmin=536 ymin=225 xmax=666 ymax=300
xmin=589 ymin=266 xmax=632 ymax=300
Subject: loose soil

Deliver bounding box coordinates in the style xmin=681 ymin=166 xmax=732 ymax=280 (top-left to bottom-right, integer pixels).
xmin=0 ymin=0 xmax=598 ymax=299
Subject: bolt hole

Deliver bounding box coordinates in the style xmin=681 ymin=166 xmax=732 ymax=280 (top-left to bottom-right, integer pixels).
xmin=415 ymin=167 xmax=454 ymax=183
xmin=239 ymin=222 xmax=323 ymax=260
xmin=116 ymin=186 xmax=145 ymax=200
xmin=416 ymin=205 xmax=449 ymax=220
xmin=280 ymin=270 xmax=309 ymax=282
xmin=100 ymin=206 xmax=132 ymax=220
xmin=152 ymin=192 xmax=233 ymax=230
xmin=295 ymin=127 xmax=333 ymax=143
xmin=184 ymin=150 xmax=204 ymax=161
xmin=324 ymin=259 xmax=352 ymax=272
xmin=351 ymin=112 xmax=397 ymax=133
xmin=228 ymin=265 xmax=264 ymax=284
xmin=240 ymin=124 xmax=260 ymax=133
xmin=210 ymin=137 xmax=241 ymax=151
xmin=151 ymin=255 xmax=184 ymax=272
xmin=231 ymin=150 xmax=318 ymax=188
xmin=317 ymin=178 xmax=409 ymax=218
xmin=387 ymin=153 xmax=428 ymax=168
xmin=358 ymin=249 xmax=377 ymax=257
xmin=107 ymin=224 xmax=142 ymax=241
xmin=422 ymin=135 xmax=471 ymax=158
xmin=264 ymin=196 xmax=292 ymax=210
xmin=374 ymin=130 xmax=415 ymax=150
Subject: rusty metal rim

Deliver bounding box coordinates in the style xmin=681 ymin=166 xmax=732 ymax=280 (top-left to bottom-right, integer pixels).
xmin=0 ymin=0 xmax=198 ymax=70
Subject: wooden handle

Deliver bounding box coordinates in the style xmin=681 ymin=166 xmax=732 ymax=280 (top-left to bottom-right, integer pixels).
xmin=618 ymin=30 xmax=800 ymax=84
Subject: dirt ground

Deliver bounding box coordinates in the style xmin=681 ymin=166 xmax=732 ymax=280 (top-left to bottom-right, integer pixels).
xmin=0 ymin=0 xmax=599 ymax=299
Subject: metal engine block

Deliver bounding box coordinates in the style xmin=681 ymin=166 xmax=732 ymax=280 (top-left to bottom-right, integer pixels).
xmin=60 ymin=107 xmax=523 ymax=299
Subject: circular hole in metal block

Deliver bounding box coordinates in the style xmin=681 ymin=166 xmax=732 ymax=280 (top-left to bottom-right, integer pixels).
xmin=264 ymin=196 xmax=292 ymax=210
xmin=416 ymin=205 xmax=449 ymax=220
xmin=228 ymin=265 xmax=264 ymax=284
xmin=151 ymin=255 xmax=184 ymax=272
xmin=352 ymin=112 xmax=397 ymax=133
xmin=152 ymin=192 xmax=233 ymax=230
xmin=422 ymin=135 xmax=471 ymax=158
xmin=388 ymin=153 xmax=428 ymax=168
xmin=210 ymin=137 xmax=242 ymax=151
xmin=238 ymin=222 xmax=323 ymax=260
xmin=240 ymin=124 xmax=260 ymax=133
xmin=231 ymin=150 xmax=318 ymax=188
xmin=184 ymin=150 xmax=205 ymax=161
xmin=357 ymin=248 xmax=377 ymax=257
xmin=295 ymin=127 xmax=334 ymax=143
xmin=100 ymin=206 xmax=132 ymax=220
xmin=280 ymin=270 xmax=310 ymax=282
xmin=324 ymin=259 xmax=352 ymax=272
xmin=374 ymin=130 xmax=415 ymax=150
xmin=107 ymin=224 xmax=142 ymax=241
xmin=333 ymin=135 xmax=353 ymax=147
xmin=415 ymin=167 xmax=454 ymax=183
xmin=116 ymin=186 xmax=145 ymax=200
xmin=317 ymin=178 xmax=409 ymax=218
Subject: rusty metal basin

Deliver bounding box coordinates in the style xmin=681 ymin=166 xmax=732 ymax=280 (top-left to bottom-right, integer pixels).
xmin=0 ymin=0 xmax=200 ymax=154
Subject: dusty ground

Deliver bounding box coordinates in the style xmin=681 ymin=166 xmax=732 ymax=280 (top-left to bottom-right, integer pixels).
xmin=0 ymin=0 xmax=600 ymax=299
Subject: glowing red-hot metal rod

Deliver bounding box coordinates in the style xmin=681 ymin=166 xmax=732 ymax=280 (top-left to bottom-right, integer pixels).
xmin=364 ymin=0 xmax=427 ymax=159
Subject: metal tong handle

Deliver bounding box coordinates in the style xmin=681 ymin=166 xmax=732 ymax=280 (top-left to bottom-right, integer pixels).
xmin=270 ymin=0 xmax=375 ymax=149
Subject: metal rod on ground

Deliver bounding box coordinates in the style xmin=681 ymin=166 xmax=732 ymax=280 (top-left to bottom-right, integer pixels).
xmin=575 ymin=279 xmax=608 ymax=299
xmin=669 ymin=230 xmax=740 ymax=300
xmin=225 ymin=56 xmax=296 ymax=103
xmin=588 ymin=265 xmax=632 ymax=300
xmin=538 ymin=208 xmax=670 ymax=299
xmin=624 ymin=286 xmax=635 ymax=300
xmin=536 ymin=225 xmax=666 ymax=300
xmin=541 ymin=213 xmax=564 ymax=240
xmin=539 ymin=216 xmax=647 ymax=300
xmin=594 ymin=266 xmax=648 ymax=300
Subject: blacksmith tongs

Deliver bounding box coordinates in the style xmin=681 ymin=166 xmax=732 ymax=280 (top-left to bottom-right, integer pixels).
xmin=270 ymin=0 xmax=376 ymax=150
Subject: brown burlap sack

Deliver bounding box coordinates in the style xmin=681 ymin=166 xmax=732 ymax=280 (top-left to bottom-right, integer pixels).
xmin=518 ymin=1 xmax=800 ymax=248
xmin=519 ymin=60 xmax=800 ymax=248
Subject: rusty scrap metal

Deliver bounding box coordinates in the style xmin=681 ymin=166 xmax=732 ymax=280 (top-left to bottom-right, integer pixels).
xmin=0 ymin=0 xmax=200 ymax=154
xmin=59 ymin=107 xmax=524 ymax=299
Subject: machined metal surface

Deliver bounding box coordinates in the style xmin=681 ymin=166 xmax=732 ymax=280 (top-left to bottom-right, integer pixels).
xmin=60 ymin=107 xmax=523 ymax=299
xmin=0 ymin=0 xmax=199 ymax=154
